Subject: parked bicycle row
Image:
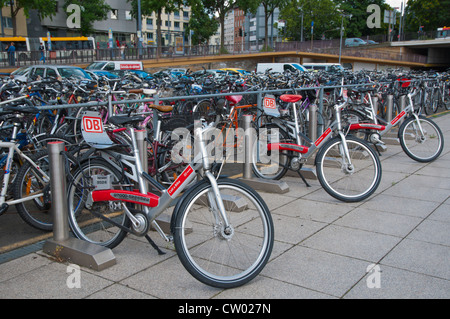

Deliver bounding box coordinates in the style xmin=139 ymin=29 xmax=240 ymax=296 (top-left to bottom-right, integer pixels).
xmin=0 ymin=66 xmax=447 ymax=289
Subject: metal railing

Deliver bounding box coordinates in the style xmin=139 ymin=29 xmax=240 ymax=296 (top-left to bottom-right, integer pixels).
xmin=0 ymin=36 xmax=431 ymax=69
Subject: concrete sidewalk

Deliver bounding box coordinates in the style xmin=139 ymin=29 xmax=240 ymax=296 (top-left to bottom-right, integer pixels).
xmin=0 ymin=112 xmax=449 ymax=299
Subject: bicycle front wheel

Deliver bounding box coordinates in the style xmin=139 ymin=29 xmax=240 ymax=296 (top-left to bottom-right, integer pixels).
xmin=399 ymin=115 xmax=444 ymax=162
xmin=13 ymin=150 xmax=52 ymax=231
xmin=316 ymin=136 xmax=382 ymax=202
xmin=172 ymin=178 xmax=274 ymax=288
xmin=67 ymin=158 xmax=131 ymax=249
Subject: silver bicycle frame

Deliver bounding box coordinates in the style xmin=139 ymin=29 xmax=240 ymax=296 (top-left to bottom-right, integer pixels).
xmin=0 ymin=125 xmax=51 ymax=206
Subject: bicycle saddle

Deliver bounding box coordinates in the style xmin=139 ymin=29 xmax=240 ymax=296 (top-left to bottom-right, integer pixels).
xmin=280 ymin=94 xmax=302 ymax=103
xmin=147 ymin=104 xmax=173 ymax=113
xmin=225 ymin=95 xmax=243 ymax=104
xmin=128 ymin=89 xmax=157 ymax=95
xmin=108 ymin=115 xmax=144 ymax=126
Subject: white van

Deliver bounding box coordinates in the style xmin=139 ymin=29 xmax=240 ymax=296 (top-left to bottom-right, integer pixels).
xmin=86 ymin=61 xmax=143 ymax=71
xmin=256 ymin=63 xmax=306 ymax=74
xmin=302 ymin=63 xmax=344 ymax=72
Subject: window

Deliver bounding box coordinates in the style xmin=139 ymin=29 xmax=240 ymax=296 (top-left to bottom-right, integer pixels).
xmin=2 ymin=17 xmax=13 ymax=29
xmin=146 ymin=18 xmax=153 ymax=25
xmin=111 ymin=9 xmax=118 ymax=20
xmin=174 ymin=22 xmax=180 ymax=28
xmin=104 ymin=63 xmax=115 ymax=71
xmin=183 ymin=11 xmax=189 ymax=19
xmin=47 ymin=68 xmax=57 ymax=77
xmin=125 ymin=11 xmax=132 ymax=20
xmin=33 ymin=68 xmax=45 ymax=78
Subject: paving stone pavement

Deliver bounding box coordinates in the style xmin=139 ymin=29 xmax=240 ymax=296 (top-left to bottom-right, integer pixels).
xmin=0 ymin=112 xmax=449 ymax=300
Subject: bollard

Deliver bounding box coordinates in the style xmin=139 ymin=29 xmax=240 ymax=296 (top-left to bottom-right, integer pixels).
xmin=43 ymin=142 xmax=116 ymax=271
xmin=371 ymin=96 xmax=379 ymax=124
xmin=386 ymin=94 xmax=394 ymax=123
xmin=308 ymin=103 xmax=318 ymax=142
xmin=243 ymin=115 xmax=253 ymax=179
xmin=239 ymin=115 xmax=289 ymax=194
xmin=399 ymin=95 xmax=406 ymax=125
xmin=48 ymin=142 xmax=69 ymax=242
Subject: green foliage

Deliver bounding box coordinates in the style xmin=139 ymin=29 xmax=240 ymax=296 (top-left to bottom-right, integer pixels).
xmin=404 ymin=0 xmax=450 ymax=32
xmin=63 ymin=0 xmax=111 ymax=35
xmin=279 ymin=0 xmax=341 ymax=40
xmin=185 ymin=0 xmax=219 ymax=44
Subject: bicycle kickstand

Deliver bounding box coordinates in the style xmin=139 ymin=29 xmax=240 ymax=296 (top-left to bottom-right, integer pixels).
xmin=297 ymin=169 xmax=311 ymax=187
xmin=145 ymin=234 xmax=166 ymax=255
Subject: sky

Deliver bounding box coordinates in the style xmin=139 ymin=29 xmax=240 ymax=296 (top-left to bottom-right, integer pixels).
xmin=385 ymin=0 xmax=408 ymax=11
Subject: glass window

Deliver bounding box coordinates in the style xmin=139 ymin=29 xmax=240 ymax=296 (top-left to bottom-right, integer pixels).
xmin=47 ymin=68 xmax=57 ymax=77
xmin=111 ymin=9 xmax=118 ymax=20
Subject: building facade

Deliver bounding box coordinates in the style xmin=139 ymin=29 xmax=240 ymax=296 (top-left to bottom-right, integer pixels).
xmin=141 ymin=6 xmax=191 ymax=47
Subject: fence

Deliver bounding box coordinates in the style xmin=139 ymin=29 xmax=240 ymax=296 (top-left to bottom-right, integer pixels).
xmin=0 ymin=37 xmax=429 ymax=69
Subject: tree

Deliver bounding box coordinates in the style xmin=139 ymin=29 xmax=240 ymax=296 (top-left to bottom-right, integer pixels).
xmin=62 ymin=0 xmax=111 ymax=36
xmin=0 ymin=0 xmax=57 ymax=36
xmin=333 ymin=0 xmax=390 ymax=38
xmin=202 ymin=0 xmax=238 ymax=53
xmin=279 ymin=0 xmax=341 ymax=41
xmin=239 ymin=0 xmax=288 ymax=50
xmin=128 ymin=0 xmax=182 ymax=57
xmin=185 ymin=0 xmax=219 ymax=44
xmin=404 ymin=0 xmax=450 ymax=32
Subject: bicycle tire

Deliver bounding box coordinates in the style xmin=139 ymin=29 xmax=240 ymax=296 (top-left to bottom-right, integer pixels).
xmin=315 ymin=135 xmax=382 ymax=202
xmin=12 ymin=150 xmax=52 ymax=230
xmin=172 ymin=178 xmax=274 ymax=288
xmin=398 ymin=115 xmax=444 ymax=163
xmin=66 ymin=158 xmax=131 ymax=248
xmin=252 ymin=124 xmax=291 ymax=180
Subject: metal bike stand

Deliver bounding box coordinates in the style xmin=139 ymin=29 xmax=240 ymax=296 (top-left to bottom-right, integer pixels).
xmin=239 ymin=115 xmax=289 ymax=194
xmin=287 ymin=104 xmax=318 ymax=180
xmin=43 ymin=142 xmax=116 ymax=271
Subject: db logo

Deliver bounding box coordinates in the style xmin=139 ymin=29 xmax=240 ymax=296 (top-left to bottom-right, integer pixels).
xmin=83 ymin=116 xmax=103 ymax=133
xmin=264 ymin=97 xmax=276 ymax=109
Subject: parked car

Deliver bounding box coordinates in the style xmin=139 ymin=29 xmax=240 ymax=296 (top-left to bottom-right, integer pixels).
xmin=366 ymin=40 xmax=379 ymax=45
xmin=85 ymin=61 xmax=143 ymax=71
xmin=345 ymin=38 xmax=367 ymax=47
xmin=219 ymin=68 xmax=251 ymax=76
xmin=192 ymin=69 xmax=226 ymax=78
xmin=153 ymin=68 xmax=186 ymax=78
xmin=11 ymin=65 xmax=92 ymax=82
xmin=256 ymin=63 xmax=306 ymax=74
xmin=302 ymin=63 xmax=344 ymax=72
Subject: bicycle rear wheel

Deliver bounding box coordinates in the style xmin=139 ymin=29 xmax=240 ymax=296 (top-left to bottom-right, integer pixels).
xmin=67 ymin=158 xmax=131 ymax=248
xmin=172 ymin=178 xmax=274 ymax=288
xmin=252 ymin=124 xmax=291 ymax=180
xmin=399 ymin=115 xmax=444 ymax=162
xmin=316 ymin=135 xmax=382 ymax=202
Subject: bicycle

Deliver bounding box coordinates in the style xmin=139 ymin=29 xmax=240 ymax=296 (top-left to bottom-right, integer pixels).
xmin=345 ymin=86 xmax=444 ymax=163
xmin=66 ymin=110 xmax=274 ymax=288
xmin=252 ymin=93 xmax=382 ymax=203
xmin=0 ymin=103 xmax=75 ymax=231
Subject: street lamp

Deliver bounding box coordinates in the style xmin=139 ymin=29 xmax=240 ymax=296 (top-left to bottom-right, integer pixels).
xmin=338 ymin=13 xmax=352 ymax=65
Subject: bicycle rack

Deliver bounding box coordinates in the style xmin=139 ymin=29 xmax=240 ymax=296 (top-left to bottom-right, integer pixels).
xmin=43 ymin=142 xmax=116 ymax=271
xmin=239 ymin=115 xmax=290 ymax=194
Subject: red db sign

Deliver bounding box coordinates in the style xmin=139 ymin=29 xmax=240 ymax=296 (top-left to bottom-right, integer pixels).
xmin=83 ymin=116 xmax=103 ymax=133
